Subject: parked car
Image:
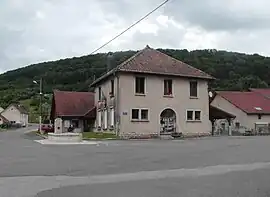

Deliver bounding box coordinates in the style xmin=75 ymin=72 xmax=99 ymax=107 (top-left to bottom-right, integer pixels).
xmin=38 ymin=124 xmax=54 ymax=133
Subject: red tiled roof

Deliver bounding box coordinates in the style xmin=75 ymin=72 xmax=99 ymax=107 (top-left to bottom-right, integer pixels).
xmin=249 ymin=88 xmax=270 ymax=99
xmin=217 ymin=91 xmax=270 ymax=114
xmin=52 ymin=90 xmax=95 ymax=117
xmin=91 ymin=45 xmax=214 ymax=87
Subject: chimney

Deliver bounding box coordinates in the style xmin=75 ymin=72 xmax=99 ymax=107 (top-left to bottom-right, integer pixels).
xmin=107 ymin=52 xmax=114 ymax=72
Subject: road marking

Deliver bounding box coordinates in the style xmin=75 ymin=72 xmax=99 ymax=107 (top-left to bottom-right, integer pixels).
xmin=1 ymin=162 xmax=270 ymax=196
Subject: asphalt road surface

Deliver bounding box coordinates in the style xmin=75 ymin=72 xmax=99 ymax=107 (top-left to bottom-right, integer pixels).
xmin=1 ymin=127 xmax=270 ymax=196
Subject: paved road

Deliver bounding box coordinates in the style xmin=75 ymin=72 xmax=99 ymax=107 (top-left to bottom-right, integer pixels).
xmin=1 ymin=128 xmax=270 ymax=196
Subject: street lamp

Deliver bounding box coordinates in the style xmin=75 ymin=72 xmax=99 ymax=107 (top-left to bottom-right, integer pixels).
xmin=33 ymin=78 xmax=43 ymax=133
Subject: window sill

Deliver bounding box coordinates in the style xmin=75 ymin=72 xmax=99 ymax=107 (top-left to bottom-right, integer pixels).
xmin=186 ymin=120 xmax=202 ymax=122
xmin=131 ymin=119 xmax=149 ymax=122
xmin=163 ymin=95 xmax=173 ymax=98
xmin=189 ymin=96 xmax=198 ymax=99
xmin=135 ymin=93 xmax=146 ymax=96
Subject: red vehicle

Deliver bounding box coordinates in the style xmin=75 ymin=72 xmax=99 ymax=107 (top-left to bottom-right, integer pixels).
xmin=38 ymin=124 xmax=54 ymax=133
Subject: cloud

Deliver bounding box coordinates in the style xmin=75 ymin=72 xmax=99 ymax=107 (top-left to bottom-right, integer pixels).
xmin=1 ymin=0 xmax=270 ymax=73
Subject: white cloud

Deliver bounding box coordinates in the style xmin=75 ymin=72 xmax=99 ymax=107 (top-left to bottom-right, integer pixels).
xmin=1 ymin=0 xmax=270 ymax=73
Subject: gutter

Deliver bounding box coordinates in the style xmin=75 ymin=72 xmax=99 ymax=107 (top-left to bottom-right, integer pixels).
xmin=115 ymin=73 xmax=120 ymax=136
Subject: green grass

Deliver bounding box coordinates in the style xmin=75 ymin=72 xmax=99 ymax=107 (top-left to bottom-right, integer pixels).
xmin=82 ymin=132 xmax=119 ymax=139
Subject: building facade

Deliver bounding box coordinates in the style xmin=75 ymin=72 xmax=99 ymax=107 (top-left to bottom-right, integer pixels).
xmin=0 ymin=103 xmax=29 ymax=126
xmin=91 ymin=45 xmax=214 ymax=138
xmin=210 ymin=89 xmax=270 ymax=134
xmin=50 ymin=90 xmax=96 ymax=133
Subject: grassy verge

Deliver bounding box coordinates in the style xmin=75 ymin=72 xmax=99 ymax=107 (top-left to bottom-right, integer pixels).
xmin=82 ymin=132 xmax=119 ymax=140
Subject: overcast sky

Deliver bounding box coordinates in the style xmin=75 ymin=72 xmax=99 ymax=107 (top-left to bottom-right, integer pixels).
xmin=1 ymin=0 xmax=270 ymax=73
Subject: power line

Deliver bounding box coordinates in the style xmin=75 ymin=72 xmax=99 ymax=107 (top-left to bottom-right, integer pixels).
xmin=89 ymin=0 xmax=170 ymax=55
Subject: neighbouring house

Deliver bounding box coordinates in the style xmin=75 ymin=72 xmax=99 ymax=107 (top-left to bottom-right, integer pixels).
xmin=90 ymin=45 xmax=215 ymax=138
xmin=50 ymin=90 xmax=96 ymax=133
xmin=209 ymin=105 xmax=236 ymax=136
xmin=0 ymin=103 xmax=29 ymax=126
xmin=210 ymin=89 xmax=270 ymax=134
xmin=249 ymin=88 xmax=270 ymax=99
xmin=0 ymin=107 xmax=4 ymax=113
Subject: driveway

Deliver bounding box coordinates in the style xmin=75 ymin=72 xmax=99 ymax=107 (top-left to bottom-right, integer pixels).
xmin=1 ymin=128 xmax=270 ymax=196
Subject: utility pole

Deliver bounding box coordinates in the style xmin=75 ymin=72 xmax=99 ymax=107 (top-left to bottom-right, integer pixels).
xmin=39 ymin=77 xmax=43 ymax=133
xmin=33 ymin=78 xmax=43 ymax=133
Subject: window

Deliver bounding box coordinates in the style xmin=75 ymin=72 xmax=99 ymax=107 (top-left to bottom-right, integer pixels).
xmin=131 ymin=108 xmax=149 ymax=121
xmin=110 ymin=79 xmax=114 ymax=96
xmin=131 ymin=109 xmax=139 ymax=120
xmin=141 ymin=109 xmax=149 ymax=120
xmin=186 ymin=110 xmax=201 ymax=121
xmin=195 ymin=111 xmax=201 ymax=120
xmin=190 ymin=81 xmax=198 ymax=97
xmin=258 ymin=114 xmax=262 ymax=119
xmin=135 ymin=77 xmax=145 ymax=94
xmin=187 ymin=111 xmax=193 ymax=121
xmin=98 ymin=87 xmax=102 ymax=100
xmin=164 ymin=79 xmax=173 ymax=96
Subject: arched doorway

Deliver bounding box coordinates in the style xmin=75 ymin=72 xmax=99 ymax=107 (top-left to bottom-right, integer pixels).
xmin=160 ymin=108 xmax=176 ymax=134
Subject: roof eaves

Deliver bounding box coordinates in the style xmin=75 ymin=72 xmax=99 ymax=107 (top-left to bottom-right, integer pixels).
xmin=58 ymin=114 xmax=85 ymax=117
xmin=117 ymin=69 xmax=215 ymax=80
xmin=83 ymin=106 xmax=96 ymax=117
xmin=90 ymin=46 xmax=149 ymax=87
xmin=89 ymin=68 xmax=117 ymax=87
xmin=247 ymin=112 xmax=270 ymax=115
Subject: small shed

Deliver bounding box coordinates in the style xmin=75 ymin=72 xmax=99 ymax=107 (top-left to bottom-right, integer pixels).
xmin=50 ymin=90 xmax=96 ymax=133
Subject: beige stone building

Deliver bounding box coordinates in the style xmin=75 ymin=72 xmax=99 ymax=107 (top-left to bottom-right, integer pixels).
xmin=210 ymin=89 xmax=270 ymax=134
xmin=90 ymin=45 xmax=214 ymax=138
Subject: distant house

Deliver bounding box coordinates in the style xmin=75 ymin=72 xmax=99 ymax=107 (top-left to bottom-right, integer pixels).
xmin=50 ymin=90 xmax=96 ymax=133
xmin=0 ymin=103 xmax=29 ymax=126
xmin=210 ymin=89 xmax=270 ymax=134
xmin=90 ymin=45 xmax=215 ymax=138
xmin=0 ymin=107 xmax=4 ymax=113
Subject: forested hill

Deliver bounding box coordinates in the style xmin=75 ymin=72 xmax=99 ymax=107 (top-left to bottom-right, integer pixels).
xmin=0 ymin=48 xmax=269 ymax=108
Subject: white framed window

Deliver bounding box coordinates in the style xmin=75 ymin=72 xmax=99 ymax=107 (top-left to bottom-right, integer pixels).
xmin=135 ymin=77 xmax=146 ymax=95
xmin=131 ymin=108 xmax=149 ymax=121
xmin=186 ymin=110 xmax=201 ymax=121
xmin=164 ymin=79 xmax=173 ymax=96
xmin=190 ymin=81 xmax=198 ymax=98
xmin=187 ymin=110 xmax=193 ymax=121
